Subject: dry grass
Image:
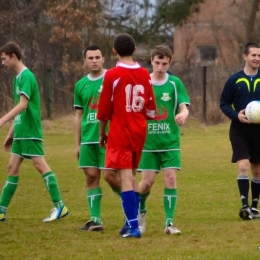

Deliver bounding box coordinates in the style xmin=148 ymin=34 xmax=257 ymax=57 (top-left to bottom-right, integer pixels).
xmin=0 ymin=118 xmax=260 ymax=260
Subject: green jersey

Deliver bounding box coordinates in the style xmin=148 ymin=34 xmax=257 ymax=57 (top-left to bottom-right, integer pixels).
xmin=74 ymin=72 xmax=105 ymax=144
xmin=13 ymin=68 xmax=43 ymax=140
xmin=143 ymin=74 xmax=190 ymax=151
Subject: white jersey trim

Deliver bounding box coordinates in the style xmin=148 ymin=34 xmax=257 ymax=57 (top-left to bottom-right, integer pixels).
xmin=14 ymin=138 xmax=43 ymax=141
xmin=142 ymin=148 xmax=180 ymax=152
xmin=87 ymin=70 xmax=107 ymax=81
xmin=116 ymin=61 xmax=140 ymax=69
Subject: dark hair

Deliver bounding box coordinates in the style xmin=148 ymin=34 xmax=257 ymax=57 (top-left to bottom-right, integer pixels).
xmin=0 ymin=42 xmax=22 ymax=60
xmin=243 ymin=42 xmax=260 ymax=55
xmin=113 ymin=33 xmax=135 ymax=57
xmin=151 ymin=45 xmax=172 ymax=62
xmin=84 ymin=45 xmax=103 ymax=58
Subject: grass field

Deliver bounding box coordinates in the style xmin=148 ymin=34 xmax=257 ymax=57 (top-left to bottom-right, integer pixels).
xmin=0 ymin=116 xmax=260 ymax=260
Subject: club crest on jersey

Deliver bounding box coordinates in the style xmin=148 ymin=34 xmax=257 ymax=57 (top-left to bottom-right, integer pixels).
xmin=16 ymin=87 xmax=21 ymax=95
xmin=155 ymin=106 xmax=168 ymax=121
xmin=98 ymin=85 xmax=102 ymax=93
xmin=161 ymin=93 xmax=171 ymax=101
xmin=89 ymin=96 xmax=99 ymax=110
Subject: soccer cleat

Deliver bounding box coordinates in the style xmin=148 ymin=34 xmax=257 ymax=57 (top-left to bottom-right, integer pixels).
xmin=164 ymin=223 xmax=181 ymax=235
xmin=43 ymin=205 xmax=69 ymax=222
xmin=138 ymin=212 xmax=146 ymax=234
xmin=251 ymin=207 xmax=260 ymax=219
xmin=0 ymin=212 xmax=6 ymax=222
xmin=121 ymin=227 xmax=141 ymax=238
xmin=119 ymin=221 xmax=130 ymax=235
xmin=239 ymin=206 xmax=252 ymax=220
xmin=79 ymin=220 xmax=103 ymax=231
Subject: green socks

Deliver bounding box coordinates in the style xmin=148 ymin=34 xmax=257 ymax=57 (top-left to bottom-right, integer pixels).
xmin=0 ymin=176 xmax=19 ymax=213
xmin=139 ymin=191 xmax=150 ymax=214
xmin=164 ymin=188 xmax=177 ymax=226
xmin=87 ymin=187 xmax=102 ymax=224
xmin=42 ymin=171 xmax=64 ymax=209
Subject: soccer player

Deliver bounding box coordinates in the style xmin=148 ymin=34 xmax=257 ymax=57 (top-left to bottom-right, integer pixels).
xmin=220 ymin=42 xmax=260 ymax=220
xmin=138 ymin=45 xmax=190 ymax=235
xmin=74 ymin=45 xmax=118 ymax=231
xmin=0 ymin=42 xmax=69 ymax=222
xmin=97 ymin=33 xmax=156 ymax=238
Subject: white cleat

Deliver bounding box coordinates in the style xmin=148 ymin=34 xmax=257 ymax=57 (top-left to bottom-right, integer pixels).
xmin=43 ymin=206 xmax=69 ymax=222
xmin=138 ymin=212 xmax=146 ymax=234
xmin=164 ymin=223 xmax=181 ymax=235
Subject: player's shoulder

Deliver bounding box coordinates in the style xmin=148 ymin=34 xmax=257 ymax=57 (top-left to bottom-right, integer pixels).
xmin=75 ymin=75 xmax=88 ymax=87
xmin=20 ymin=68 xmax=37 ymax=82
xmin=168 ymin=74 xmax=184 ymax=85
xmin=229 ymin=70 xmax=244 ymax=80
xmin=21 ymin=68 xmax=34 ymax=77
xmin=224 ymin=70 xmax=245 ymax=86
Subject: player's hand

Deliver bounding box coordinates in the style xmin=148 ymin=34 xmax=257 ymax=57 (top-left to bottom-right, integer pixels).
xmin=238 ymin=109 xmax=251 ymax=124
xmin=75 ymin=145 xmax=80 ymax=160
xmin=99 ymin=134 xmax=107 ymax=149
xmin=175 ymin=110 xmax=189 ymax=126
xmin=3 ymin=135 xmax=13 ymax=152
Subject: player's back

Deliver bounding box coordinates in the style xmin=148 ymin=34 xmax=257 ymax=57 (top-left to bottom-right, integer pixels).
xmin=98 ymin=62 xmax=155 ymax=150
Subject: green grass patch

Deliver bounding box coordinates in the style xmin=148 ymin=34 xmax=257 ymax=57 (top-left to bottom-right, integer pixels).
xmin=0 ymin=117 xmax=260 ymax=260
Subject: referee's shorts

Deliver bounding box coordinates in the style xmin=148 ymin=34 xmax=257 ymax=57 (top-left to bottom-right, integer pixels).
xmin=230 ymin=120 xmax=260 ymax=163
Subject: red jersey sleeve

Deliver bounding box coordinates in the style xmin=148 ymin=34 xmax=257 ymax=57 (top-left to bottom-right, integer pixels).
xmin=145 ymin=77 xmax=156 ymax=119
xmin=97 ymin=72 xmax=113 ymax=121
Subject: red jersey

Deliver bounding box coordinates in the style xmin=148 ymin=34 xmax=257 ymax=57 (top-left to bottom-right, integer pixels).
xmin=97 ymin=61 xmax=156 ymax=151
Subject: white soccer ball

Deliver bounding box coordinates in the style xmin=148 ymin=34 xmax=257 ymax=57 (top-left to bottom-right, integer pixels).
xmin=245 ymin=101 xmax=260 ymax=123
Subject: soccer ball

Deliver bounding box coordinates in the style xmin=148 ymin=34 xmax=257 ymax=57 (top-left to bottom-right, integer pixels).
xmin=245 ymin=101 xmax=260 ymax=123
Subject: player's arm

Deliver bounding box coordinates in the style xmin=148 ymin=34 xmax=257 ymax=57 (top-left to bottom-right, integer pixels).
xmin=0 ymin=94 xmax=28 ymax=127
xmin=175 ymin=103 xmax=189 ymax=126
xmin=3 ymin=122 xmax=14 ymax=152
xmin=145 ymin=75 xmax=156 ymax=120
xmin=74 ymin=109 xmax=82 ymax=159
xmin=99 ymin=120 xmax=108 ymax=149
xmin=220 ymin=77 xmax=242 ymax=121
xmin=97 ymin=72 xmax=112 ymax=149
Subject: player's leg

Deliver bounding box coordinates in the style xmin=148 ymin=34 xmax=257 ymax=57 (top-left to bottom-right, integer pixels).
xmin=79 ymin=144 xmax=103 ymax=231
xmin=0 ymin=147 xmax=23 ymax=221
xmin=120 ymin=168 xmax=140 ymax=238
xmin=103 ymin=169 xmax=121 ymax=196
xmin=236 ymin=159 xmax=252 ymax=219
xmin=230 ymin=123 xmax=252 ymax=220
xmin=138 ymin=151 xmax=158 ymax=233
xmin=139 ymin=171 xmax=156 ymax=213
xmin=162 ymin=150 xmax=181 ymax=235
xmin=250 ymin=163 xmax=260 ymax=218
xmin=25 ymin=140 xmax=68 ymax=222
xmin=105 ymin=148 xmax=140 ymax=238
xmin=248 ymin=128 xmax=260 ymax=218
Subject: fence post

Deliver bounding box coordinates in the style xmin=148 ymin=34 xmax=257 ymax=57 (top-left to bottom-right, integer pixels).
xmin=46 ymin=69 xmax=52 ymax=119
xmin=202 ymin=66 xmax=207 ymax=123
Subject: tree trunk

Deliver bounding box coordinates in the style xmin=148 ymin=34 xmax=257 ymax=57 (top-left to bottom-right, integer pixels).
xmin=247 ymin=0 xmax=260 ymax=42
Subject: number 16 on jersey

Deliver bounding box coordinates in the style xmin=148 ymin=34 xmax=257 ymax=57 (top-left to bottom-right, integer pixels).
xmin=125 ymin=84 xmax=145 ymax=112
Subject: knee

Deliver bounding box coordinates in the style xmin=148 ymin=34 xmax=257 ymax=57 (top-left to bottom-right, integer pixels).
xmin=104 ymin=171 xmax=120 ymax=188
xmin=238 ymin=161 xmax=250 ymax=175
xmin=86 ymin=174 xmax=99 ymax=187
xmin=164 ymin=172 xmax=177 ymax=188
xmin=141 ymin=179 xmax=154 ymax=191
xmin=7 ymin=163 xmax=18 ymax=175
xmin=166 ymin=175 xmax=176 ymax=187
xmin=103 ymin=171 xmax=112 ymax=183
